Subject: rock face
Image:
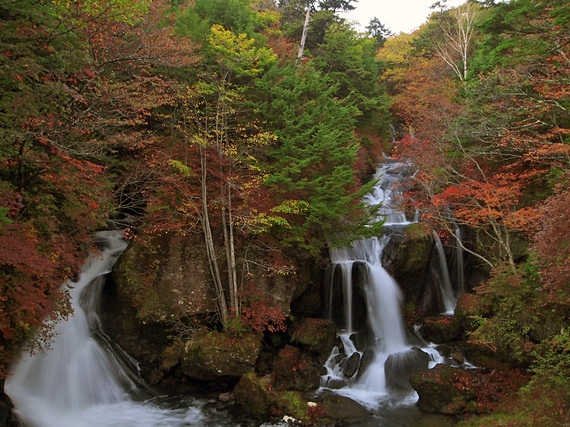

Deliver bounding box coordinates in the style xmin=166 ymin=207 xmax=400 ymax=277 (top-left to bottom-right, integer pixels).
xmin=111 ymin=232 xmax=217 ymax=324
xmin=382 ymin=223 xmax=444 ymax=315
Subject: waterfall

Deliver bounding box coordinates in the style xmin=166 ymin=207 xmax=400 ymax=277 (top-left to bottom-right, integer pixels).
xmin=4 ymin=231 xmax=226 ymax=427
xmin=432 ymin=231 xmax=458 ymax=314
xmin=321 ymin=162 xmax=446 ymax=409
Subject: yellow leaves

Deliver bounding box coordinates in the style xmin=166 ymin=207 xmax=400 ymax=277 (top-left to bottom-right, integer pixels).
xmin=208 ymin=24 xmax=277 ymax=77
xmin=168 ymin=160 xmax=194 ymax=178
xmin=271 ymin=199 xmax=309 ymax=215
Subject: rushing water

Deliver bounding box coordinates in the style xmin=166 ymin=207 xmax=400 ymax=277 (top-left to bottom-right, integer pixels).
xmin=432 ymin=231 xmax=458 ymax=314
xmin=4 ymin=231 xmax=232 ymax=427
xmin=321 ymin=162 xmax=447 ymax=410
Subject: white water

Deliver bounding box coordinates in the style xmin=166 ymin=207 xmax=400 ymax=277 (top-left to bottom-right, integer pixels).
xmin=321 ymin=162 xmax=451 ymax=410
xmin=4 ymin=231 xmax=217 ymax=427
xmin=432 ymin=231 xmax=457 ymax=314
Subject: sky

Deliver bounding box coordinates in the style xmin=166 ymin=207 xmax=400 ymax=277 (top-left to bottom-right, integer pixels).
xmin=341 ymin=0 xmax=468 ymax=34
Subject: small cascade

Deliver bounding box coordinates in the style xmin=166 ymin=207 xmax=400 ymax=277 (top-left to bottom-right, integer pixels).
xmin=432 ymin=231 xmax=458 ymax=314
xmin=5 ymin=231 xmax=230 ymax=427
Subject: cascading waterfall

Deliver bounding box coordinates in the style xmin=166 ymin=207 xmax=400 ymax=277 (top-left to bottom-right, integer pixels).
xmin=321 ymin=162 xmax=445 ymax=410
xmin=4 ymin=230 xmax=228 ymax=427
xmin=432 ymin=231 xmax=458 ymax=314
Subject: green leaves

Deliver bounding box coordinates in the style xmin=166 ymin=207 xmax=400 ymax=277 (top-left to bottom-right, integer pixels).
xmin=208 ymin=24 xmax=277 ymax=78
xmin=261 ymin=64 xmax=384 ymax=254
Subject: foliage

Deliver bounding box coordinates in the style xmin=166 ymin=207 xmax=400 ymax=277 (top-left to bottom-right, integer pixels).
xmin=261 ymin=64 xmax=384 ymax=255
xmin=238 ymin=283 xmax=287 ymax=334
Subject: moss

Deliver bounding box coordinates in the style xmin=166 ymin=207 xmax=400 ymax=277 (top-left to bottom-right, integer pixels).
xmin=273 ymin=390 xmax=309 ymax=422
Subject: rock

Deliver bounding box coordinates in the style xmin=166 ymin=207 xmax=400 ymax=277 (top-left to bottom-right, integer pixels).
xmin=385 ymin=347 xmax=430 ymax=391
xmin=273 ymin=390 xmax=309 ymax=422
xmin=0 ymin=388 xmax=19 ymax=427
xmin=315 ymin=393 xmax=371 ymax=425
xmin=272 ymin=345 xmax=321 ymax=391
xmin=289 ymin=318 xmax=337 ymax=356
xmin=455 ymin=293 xmax=488 ymax=332
xmin=234 ymin=373 xmax=273 ymax=419
xmin=409 ymin=364 xmax=476 ymax=415
xmin=159 ymin=342 xmax=183 ymax=372
xmin=218 ymin=392 xmax=234 ymax=403
xmin=389 ymin=223 xmax=434 ymax=299
xmin=356 ymin=347 xmax=376 ymax=380
xmin=340 ymin=352 xmax=361 ymax=378
xmin=180 ymin=331 xmax=261 ymax=381
xmin=112 ymin=232 xmax=217 ymax=324
xmin=451 ymin=351 xmax=465 ymax=365
xmin=419 ymin=315 xmax=461 ymax=343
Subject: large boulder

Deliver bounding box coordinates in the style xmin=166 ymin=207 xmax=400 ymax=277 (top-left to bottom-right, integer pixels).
xmin=417 ymin=315 xmax=462 ymax=343
xmin=409 ymin=364 xmax=476 ymax=415
xmin=272 ymin=345 xmax=322 ymax=391
xmin=180 ymin=331 xmax=262 ymax=381
xmin=289 ymin=318 xmax=337 ymax=356
xmin=234 ymin=372 xmax=273 ymax=419
xmin=315 ymin=393 xmax=372 ymax=425
xmin=385 ymin=346 xmax=431 ymax=391
xmin=384 ymin=223 xmax=438 ymax=312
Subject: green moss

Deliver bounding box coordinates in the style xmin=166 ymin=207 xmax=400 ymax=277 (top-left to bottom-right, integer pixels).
xmin=274 ymin=390 xmax=309 ymax=422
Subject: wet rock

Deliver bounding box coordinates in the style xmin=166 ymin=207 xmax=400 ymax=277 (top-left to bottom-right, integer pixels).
xmin=385 ymin=347 xmax=430 ymax=391
xmin=451 ymin=351 xmax=465 ymax=365
xmin=289 ymin=318 xmax=337 ymax=356
xmin=340 ymin=352 xmax=361 ymax=378
xmin=272 ymin=345 xmax=321 ymax=391
xmin=410 ymin=364 xmax=476 ymax=415
xmin=356 ymin=347 xmax=376 ymax=380
xmin=349 ymin=331 xmax=367 ymax=352
xmin=315 ymin=392 xmax=371 ymax=425
xmin=180 ymin=331 xmax=261 ymax=381
xmin=324 ymin=377 xmax=347 ymax=389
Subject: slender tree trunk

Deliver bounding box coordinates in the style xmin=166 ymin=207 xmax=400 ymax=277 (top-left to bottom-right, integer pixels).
xmin=200 ymin=145 xmax=228 ymax=323
xmin=297 ymin=6 xmax=311 ymax=66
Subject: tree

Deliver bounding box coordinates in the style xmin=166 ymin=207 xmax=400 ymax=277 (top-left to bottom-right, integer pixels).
xmin=433 ymin=3 xmax=480 ymax=82
xmin=366 ymin=17 xmax=392 ymax=48
xmin=171 ymin=24 xmax=276 ymax=324
xmin=261 ymin=64 xmax=384 ymax=254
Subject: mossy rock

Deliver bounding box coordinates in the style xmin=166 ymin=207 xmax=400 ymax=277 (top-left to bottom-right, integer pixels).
xmin=180 ymin=331 xmax=262 ymax=381
xmin=233 ymin=372 xmax=273 ymax=419
xmin=272 ymin=345 xmax=321 ymax=391
xmin=410 ymin=364 xmax=476 ymax=415
xmin=273 ymin=390 xmax=309 ymax=422
xmin=112 ymin=232 xmax=216 ymax=324
xmin=455 ymin=293 xmax=489 ymax=332
xmin=289 ymin=317 xmax=336 ymax=355
xmin=419 ymin=315 xmax=462 ymax=343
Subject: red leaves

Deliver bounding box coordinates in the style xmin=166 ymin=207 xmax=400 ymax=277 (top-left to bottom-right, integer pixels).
xmin=532 ymin=179 xmax=570 ymax=304
xmin=239 ymin=283 xmax=286 ymax=334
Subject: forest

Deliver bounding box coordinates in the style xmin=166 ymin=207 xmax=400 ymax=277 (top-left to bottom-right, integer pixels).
xmin=0 ymin=0 xmax=568 ymax=424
